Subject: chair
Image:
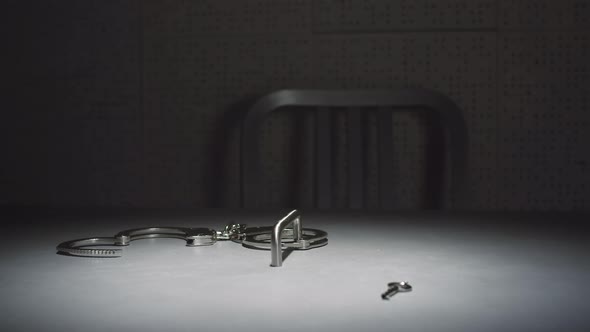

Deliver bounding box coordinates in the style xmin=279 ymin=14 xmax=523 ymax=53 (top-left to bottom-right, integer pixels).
xmin=241 ymin=88 xmax=467 ymax=209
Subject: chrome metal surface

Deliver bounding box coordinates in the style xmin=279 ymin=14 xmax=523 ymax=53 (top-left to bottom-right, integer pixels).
xmin=381 ymin=281 xmax=412 ymax=300
xmin=55 ymin=210 xmax=328 ymax=267
xmin=271 ymin=210 xmax=301 ymax=267
xmin=56 ymin=227 xmax=218 ymax=257
xmin=56 ymin=237 xmax=122 ymax=257
xmin=216 ymin=223 xmax=247 ymax=240
xmin=240 ymin=228 xmax=328 ymax=250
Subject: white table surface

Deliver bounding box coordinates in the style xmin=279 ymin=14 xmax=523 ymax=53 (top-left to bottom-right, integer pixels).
xmin=1 ymin=210 xmax=589 ymax=332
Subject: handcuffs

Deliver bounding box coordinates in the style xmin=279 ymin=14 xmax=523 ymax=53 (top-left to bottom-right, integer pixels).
xmin=56 ymin=210 xmax=327 ymax=267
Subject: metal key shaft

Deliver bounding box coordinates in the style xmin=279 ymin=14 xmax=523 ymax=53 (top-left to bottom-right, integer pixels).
xmin=381 ymin=281 xmax=412 ymax=300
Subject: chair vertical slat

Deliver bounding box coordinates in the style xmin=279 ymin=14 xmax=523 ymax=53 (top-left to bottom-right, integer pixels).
xmin=347 ymin=108 xmax=364 ymax=208
xmin=316 ymin=108 xmax=332 ymax=209
xmin=299 ymin=111 xmax=316 ymax=209
xmin=378 ymin=107 xmax=394 ymax=209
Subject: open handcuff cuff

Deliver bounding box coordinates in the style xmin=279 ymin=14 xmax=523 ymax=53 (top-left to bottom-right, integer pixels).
xmin=56 ymin=210 xmax=327 ymax=267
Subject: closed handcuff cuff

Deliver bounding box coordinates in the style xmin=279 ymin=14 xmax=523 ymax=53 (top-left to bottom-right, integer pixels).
xmin=56 ymin=209 xmax=327 ymax=267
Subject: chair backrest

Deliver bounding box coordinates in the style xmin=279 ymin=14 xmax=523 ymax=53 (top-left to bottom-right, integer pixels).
xmin=241 ymin=88 xmax=468 ymax=209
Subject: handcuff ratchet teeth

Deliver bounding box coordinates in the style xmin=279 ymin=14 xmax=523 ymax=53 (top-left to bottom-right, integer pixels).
xmin=56 ymin=210 xmax=327 ymax=267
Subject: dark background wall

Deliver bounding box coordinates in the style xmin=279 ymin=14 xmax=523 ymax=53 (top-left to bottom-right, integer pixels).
xmin=3 ymin=0 xmax=589 ymax=210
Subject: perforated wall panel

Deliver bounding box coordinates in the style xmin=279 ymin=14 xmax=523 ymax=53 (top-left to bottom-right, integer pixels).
xmin=498 ymin=32 xmax=590 ymax=210
xmin=314 ymin=0 xmax=497 ymax=32
xmin=6 ymin=1 xmax=142 ymax=206
xmin=143 ymin=0 xmax=315 ymax=206
xmin=5 ymin=0 xmax=589 ymax=210
xmin=499 ymin=0 xmax=590 ymax=30
xmin=143 ymin=0 xmax=311 ymax=34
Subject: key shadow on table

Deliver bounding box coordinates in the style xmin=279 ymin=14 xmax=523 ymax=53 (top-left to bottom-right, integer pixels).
xmin=241 ymin=244 xmax=295 ymax=266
